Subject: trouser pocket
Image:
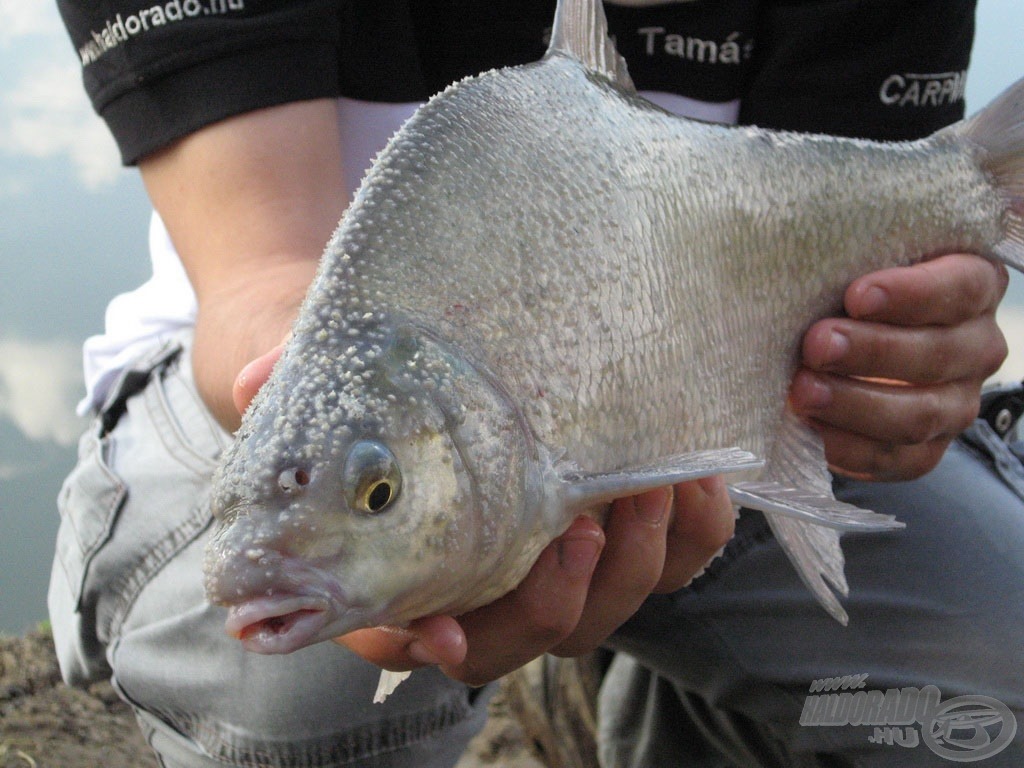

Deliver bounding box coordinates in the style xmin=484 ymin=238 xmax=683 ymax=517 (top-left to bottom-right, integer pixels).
xmin=962 ymin=381 xmax=1024 ymax=502
xmin=49 ymin=339 xmax=208 ymax=684
xmin=55 ymin=428 xmax=126 ymax=613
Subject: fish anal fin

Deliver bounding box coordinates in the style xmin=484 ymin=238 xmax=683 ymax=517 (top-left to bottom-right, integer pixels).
xmin=743 ymin=409 xmax=903 ymax=624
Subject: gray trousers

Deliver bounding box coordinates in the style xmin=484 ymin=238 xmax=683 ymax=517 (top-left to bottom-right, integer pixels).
xmin=48 ymin=337 xmax=492 ymax=767
xmin=601 ymin=395 xmax=1024 ymax=766
xmin=50 ymin=335 xmax=1024 ymax=766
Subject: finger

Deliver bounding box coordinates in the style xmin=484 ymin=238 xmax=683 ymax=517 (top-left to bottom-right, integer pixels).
xmin=793 ymin=369 xmax=979 ymax=480
xmin=549 ymin=488 xmax=673 ymax=658
xmin=334 ymin=615 xmax=467 ymax=672
xmin=444 ymin=518 xmax=604 ymax=687
xmin=812 ymin=421 xmax=953 ymax=481
xmin=844 ymin=253 xmax=1008 ymax=326
xmin=232 ymin=341 xmax=286 ymax=415
xmin=800 ymin=315 xmax=1008 ymax=384
xmin=792 ymin=370 xmax=979 ymax=447
xmin=656 ymin=475 xmax=735 ymax=593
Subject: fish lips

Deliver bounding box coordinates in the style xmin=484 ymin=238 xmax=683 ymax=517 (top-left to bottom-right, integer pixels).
xmin=221 ymin=586 xmax=380 ymax=655
xmin=225 ymin=594 xmax=336 ymax=654
xmin=206 ymin=537 xmax=370 ymax=654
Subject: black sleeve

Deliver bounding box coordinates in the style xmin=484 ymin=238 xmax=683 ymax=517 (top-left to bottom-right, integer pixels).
xmin=335 ymin=1 xmax=553 ymax=102
xmin=739 ymin=0 xmax=977 ymax=140
xmin=59 ymin=0 xmax=978 ymax=163
xmin=56 ymin=0 xmax=343 ymax=164
xmin=604 ymin=0 xmax=758 ymax=104
xmin=55 ymin=0 xmax=557 ymax=165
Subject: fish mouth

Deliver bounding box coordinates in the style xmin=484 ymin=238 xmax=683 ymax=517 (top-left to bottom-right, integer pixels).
xmin=206 ymin=537 xmax=379 ymax=654
xmin=225 ymin=595 xmax=335 ymax=654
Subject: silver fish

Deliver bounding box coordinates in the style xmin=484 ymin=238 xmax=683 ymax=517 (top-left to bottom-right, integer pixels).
xmin=204 ymin=0 xmax=1024 ymax=668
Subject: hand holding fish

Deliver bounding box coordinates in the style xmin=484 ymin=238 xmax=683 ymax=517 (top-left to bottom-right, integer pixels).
xmin=204 ymin=0 xmax=1024 ymax=703
xmin=341 ymin=480 xmax=735 ymax=686
xmin=218 ymin=253 xmax=1008 ymax=692
xmin=792 ymin=253 xmax=1009 ymax=481
xmin=223 ymin=252 xmax=1003 ymax=685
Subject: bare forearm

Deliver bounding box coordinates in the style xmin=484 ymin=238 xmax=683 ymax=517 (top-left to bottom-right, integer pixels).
xmin=139 ymin=99 xmax=348 ymax=429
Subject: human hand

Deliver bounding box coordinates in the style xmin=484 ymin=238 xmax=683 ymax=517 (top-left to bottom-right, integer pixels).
xmin=791 ymin=253 xmax=1009 ymax=481
xmin=195 ymin=263 xmax=315 ymax=430
xmin=335 ymin=479 xmax=734 ymax=686
xmin=233 ymin=345 xmax=736 ymax=686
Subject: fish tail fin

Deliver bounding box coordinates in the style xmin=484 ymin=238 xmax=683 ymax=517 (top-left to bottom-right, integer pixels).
xmin=946 ymin=77 xmax=1024 ymax=270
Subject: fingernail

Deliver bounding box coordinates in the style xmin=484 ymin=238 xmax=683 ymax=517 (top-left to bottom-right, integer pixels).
xmin=824 ymin=330 xmax=850 ymax=365
xmin=696 ymin=474 xmax=726 ymax=498
xmin=407 ymin=640 xmax=442 ymax=666
xmin=557 ymin=533 xmax=602 ymax=576
xmin=857 ymin=286 xmax=887 ymax=317
xmin=796 ymin=371 xmax=832 ymax=410
xmin=234 ymin=361 xmax=253 ymax=391
xmin=636 ymin=487 xmax=672 ymax=525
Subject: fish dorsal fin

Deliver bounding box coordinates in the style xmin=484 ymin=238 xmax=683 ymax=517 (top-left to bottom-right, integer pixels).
xmin=547 ymin=0 xmax=635 ymax=91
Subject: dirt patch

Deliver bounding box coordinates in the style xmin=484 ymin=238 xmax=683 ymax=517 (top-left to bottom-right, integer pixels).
xmin=0 ymin=630 xmax=544 ymax=768
xmin=0 ymin=630 xmax=153 ymax=768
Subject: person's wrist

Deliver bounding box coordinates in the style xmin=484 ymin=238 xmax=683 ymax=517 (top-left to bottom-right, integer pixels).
xmin=192 ymin=261 xmax=317 ymax=430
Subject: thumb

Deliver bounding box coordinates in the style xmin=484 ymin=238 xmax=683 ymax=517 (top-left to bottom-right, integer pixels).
xmin=232 ymin=340 xmax=286 ymax=416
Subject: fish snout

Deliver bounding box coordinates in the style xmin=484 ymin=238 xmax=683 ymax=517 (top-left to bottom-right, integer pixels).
xmin=204 ymin=540 xmax=293 ymax=601
xmin=204 ymin=522 xmax=355 ymax=654
xmin=208 ymin=553 xmax=353 ymax=653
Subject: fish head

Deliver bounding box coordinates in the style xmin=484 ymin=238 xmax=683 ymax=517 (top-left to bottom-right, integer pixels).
xmin=203 ymin=321 xmax=545 ymax=654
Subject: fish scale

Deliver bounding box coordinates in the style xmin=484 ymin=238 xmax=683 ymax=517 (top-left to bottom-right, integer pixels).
xmin=204 ymin=0 xmax=1024 ymax=700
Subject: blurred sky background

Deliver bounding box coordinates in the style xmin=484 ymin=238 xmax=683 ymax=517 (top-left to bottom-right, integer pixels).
xmin=2 ymin=1 xmax=1024 ymax=634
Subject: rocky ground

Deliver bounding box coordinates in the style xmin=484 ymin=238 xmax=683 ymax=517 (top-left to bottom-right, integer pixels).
xmin=0 ymin=629 xmax=545 ymax=768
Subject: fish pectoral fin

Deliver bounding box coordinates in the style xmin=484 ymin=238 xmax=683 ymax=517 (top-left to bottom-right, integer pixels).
xmin=560 ymin=447 xmax=763 ymax=512
xmin=727 ymin=481 xmax=904 ymax=532
xmin=373 ymin=669 xmax=412 ymax=704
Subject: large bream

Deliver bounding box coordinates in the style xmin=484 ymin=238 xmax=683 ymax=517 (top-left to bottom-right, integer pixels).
xmin=205 ymin=0 xmax=1024 ymax=668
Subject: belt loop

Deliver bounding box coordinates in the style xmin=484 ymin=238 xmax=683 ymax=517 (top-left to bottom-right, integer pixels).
xmin=978 ymin=381 xmax=1024 ymax=439
xmin=99 ymin=340 xmax=183 ymax=436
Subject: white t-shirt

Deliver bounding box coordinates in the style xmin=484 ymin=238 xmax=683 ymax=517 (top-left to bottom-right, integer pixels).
xmin=79 ymin=93 xmax=737 ymax=414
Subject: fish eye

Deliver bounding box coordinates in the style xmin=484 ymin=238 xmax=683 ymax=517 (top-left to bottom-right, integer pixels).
xmin=344 ymin=440 xmax=402 ymax=514
xmin=364 ymin=479 xmax=395 ymax=513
